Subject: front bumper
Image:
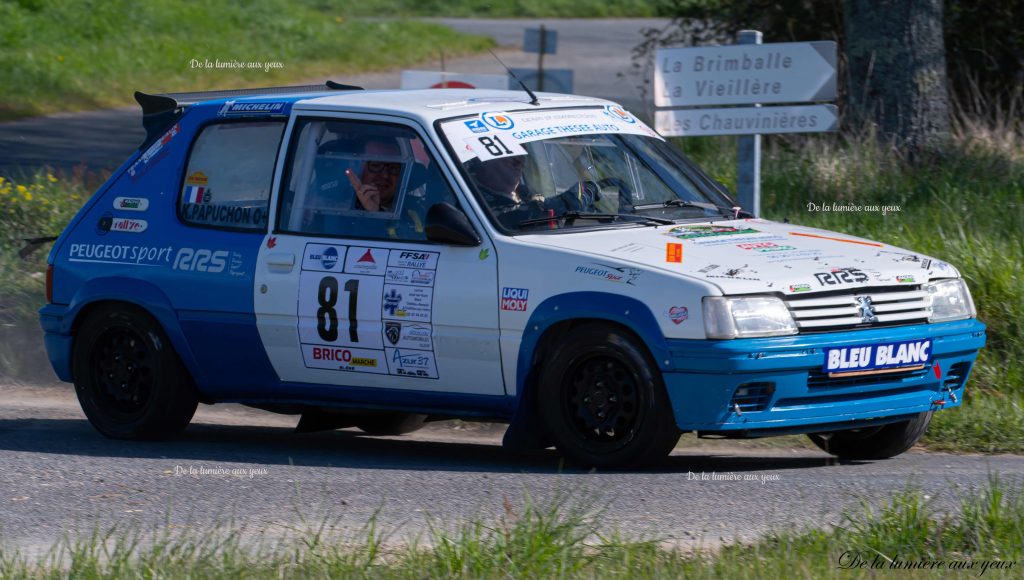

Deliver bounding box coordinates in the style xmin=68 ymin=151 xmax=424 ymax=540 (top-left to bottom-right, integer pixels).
xmin=663 ymin=319 xmax=986 ymax=434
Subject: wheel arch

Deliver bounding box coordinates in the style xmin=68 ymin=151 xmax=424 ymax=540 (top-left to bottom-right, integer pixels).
xmin=501 ymin=291 xmax=672 ymax=450
xmin=64 ymin=277 xmax=202 ymax=389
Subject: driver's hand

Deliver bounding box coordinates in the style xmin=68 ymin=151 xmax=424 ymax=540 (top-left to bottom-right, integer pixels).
xmin=347 ymin=169 xmax=381 ymax=211
xmin=557 ymin=182 xmax=599 ymax=211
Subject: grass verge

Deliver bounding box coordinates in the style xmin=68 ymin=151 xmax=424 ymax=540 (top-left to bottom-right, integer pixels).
xmin=0 ymin=479 xmax=1020 ymax=577
xmin=0 ymin=0 xmax=493 ymax=121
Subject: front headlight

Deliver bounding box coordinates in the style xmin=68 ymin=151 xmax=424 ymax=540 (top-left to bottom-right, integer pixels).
xmin=927 ymin=278 xmax=976 ymax=322
xmin=703 ymin=296 xmax=798 ymax=339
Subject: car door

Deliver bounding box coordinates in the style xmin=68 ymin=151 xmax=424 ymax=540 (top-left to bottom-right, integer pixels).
xmin=254 ymin=114 xmax=504 ymax=396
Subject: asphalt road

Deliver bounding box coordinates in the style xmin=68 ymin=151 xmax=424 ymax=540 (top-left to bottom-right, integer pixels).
xmin=0 ymin=18 xmax=669 ymax=176
xmin=2 ymin=384 xmax=1022 ymax=556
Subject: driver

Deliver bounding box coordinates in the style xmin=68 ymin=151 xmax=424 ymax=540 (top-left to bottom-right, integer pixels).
xmin=469 ymin=155 xmax=598 ymax=228
xmin=345 ymin=140 xmax=403 ymax=212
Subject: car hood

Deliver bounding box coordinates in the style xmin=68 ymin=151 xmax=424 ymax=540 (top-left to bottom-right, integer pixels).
xmin=523 ymin=218 xmax=958 ymax=296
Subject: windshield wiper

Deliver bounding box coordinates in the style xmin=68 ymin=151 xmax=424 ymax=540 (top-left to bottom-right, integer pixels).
xmin=518 ymin=211 xmax=673 ymax=228
xmin=633 ymin=198 xmax=746 ymax=219
xmin=633 ymin=199 xmax=718 ymax=211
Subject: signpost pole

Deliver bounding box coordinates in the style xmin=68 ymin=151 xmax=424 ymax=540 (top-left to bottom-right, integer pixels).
xmin=439 ymin=49 xmax=447 ymax=88
xmin=537 ymin=25 xmax=546 ymax=91
xmin=736 ymin=29 xmax=762 ymax=217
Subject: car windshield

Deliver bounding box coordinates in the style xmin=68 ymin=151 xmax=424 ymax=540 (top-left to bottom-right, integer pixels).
xmin=439 ymin=107 xmax=735 ymax=233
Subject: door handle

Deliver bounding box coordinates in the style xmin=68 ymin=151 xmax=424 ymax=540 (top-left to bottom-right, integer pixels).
xmin=267 ymin=252 xmax=295 ymax=272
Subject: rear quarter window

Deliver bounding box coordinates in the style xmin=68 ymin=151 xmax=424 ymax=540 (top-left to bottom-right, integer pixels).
xmin=179 ymin=121 xmax=285 ymax=231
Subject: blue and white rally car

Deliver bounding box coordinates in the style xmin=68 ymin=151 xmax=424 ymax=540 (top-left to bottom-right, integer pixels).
xmin=40 ymin=82 xmax=985 ymax=468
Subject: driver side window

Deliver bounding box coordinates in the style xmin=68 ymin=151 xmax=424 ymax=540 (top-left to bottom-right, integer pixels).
xmin=277 ymin=119 xmax=457 ymax=241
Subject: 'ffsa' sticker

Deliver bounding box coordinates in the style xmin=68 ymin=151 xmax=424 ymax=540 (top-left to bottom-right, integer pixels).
xmin=823 ymin=339 xmax=932 ymax=373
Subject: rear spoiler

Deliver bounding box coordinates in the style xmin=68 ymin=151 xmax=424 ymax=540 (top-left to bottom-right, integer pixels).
xmin=133 ymin=80 xmax=363 ymax=145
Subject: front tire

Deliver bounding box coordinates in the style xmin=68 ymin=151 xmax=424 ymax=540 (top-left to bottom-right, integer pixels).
xmin=807 ymin=412 xmax=933 ymax=459
xmin=538 ymin=324 xmax=680 ymax=469
xmin=72 ymin=304 xmax=198 ymax=440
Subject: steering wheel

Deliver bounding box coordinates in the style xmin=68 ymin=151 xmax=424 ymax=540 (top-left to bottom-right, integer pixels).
xmin=549 ymin=180 xmax=601 ymax=212
xmin=596 ymin=177 xmax=635 ymax=211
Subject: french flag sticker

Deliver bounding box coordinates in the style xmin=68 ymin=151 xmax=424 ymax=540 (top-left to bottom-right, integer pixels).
xmin=185 ymin=186 xmax=206 ymax=204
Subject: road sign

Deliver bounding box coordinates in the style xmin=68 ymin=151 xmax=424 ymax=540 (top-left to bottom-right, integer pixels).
xmin=523 ymin=27 xmax=558 ymax=54
xmin=400 ymin=71 xmax=508 ymax=90
xmin=654 ymin=41 xmax=836 ymax=107
xmin=509 ymin=68 xmax=574 ymax=94
xmin=656 ymin=104 xmax=838 ymax=136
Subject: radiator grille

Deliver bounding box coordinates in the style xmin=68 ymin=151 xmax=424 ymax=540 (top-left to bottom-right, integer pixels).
xmin=785 ymin=286 xmax=930 ymax=332
xmin=808 ymin=367 xmax=929 ymax=389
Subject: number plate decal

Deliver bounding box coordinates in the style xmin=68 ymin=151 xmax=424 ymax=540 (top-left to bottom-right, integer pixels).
xmin=822 ymin=339 xmax=932 ymax=374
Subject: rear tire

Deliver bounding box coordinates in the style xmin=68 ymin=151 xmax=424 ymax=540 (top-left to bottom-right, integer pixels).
xmin=807 ymin=412 xmax=932 ymax=459
xmin=538 ymin=323 xmax=680 ymax=469
xmin=72 ymin=304 xmax=198 ymax=440
xmin=356 ymin=413 xmax=428 ymax=436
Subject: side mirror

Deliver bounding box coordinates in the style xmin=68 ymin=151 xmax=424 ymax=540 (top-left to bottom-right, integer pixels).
xmin=425 ymin=202 xmax=481 ymax=246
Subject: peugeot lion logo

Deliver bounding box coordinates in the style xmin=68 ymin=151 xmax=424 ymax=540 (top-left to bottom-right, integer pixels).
xmin=855 ymin=295 xmax=878 ymax=323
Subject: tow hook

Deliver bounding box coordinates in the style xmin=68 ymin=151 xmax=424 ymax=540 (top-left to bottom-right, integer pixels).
xmin=933 ymin=386 xmax=958 ymax=407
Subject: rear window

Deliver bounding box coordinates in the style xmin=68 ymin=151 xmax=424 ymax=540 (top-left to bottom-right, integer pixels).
xmin=179 ymin=121 xmax=285 ymax=231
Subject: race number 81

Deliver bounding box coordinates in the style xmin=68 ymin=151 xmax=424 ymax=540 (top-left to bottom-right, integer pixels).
xmin=317 ymin=276 xmax=359 ymax=343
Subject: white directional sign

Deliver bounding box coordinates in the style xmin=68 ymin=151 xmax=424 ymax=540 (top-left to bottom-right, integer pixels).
xmin=654 ymin=41 xmax=836 ymax=107
xmin=656 ymin=104 xmax=838 ymax=137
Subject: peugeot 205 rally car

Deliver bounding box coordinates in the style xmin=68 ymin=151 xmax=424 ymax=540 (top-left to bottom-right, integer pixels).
xmin=40 ymin=82 xmax=985 ymax=468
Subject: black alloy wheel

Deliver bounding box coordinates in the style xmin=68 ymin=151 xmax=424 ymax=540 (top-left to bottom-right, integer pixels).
xmin=91 ymin=326 xmax=155 ymax=421
xmin=73 ymin=304 xmax=198 ymax=440
xmin=563 ymin=354 xmax=642 ymax=444
xmin=539 ymin=323 xmax=680 ymax=469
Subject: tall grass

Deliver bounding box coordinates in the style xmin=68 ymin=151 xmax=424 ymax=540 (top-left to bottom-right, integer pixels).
xmin=0 ymin=172 xmax=86 ymax=323
xmin=0 ymin=169 xmax=89 ymax=380
xmin=1 ymin=480 xmax=1020 ymax=577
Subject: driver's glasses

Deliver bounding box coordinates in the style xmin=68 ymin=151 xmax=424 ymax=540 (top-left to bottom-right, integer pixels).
xmin=365 ymin=161 xmax=401 ymax=176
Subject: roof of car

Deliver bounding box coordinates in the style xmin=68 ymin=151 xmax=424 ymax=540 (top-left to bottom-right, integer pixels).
xmin=135 ymin=86 xmax=623 ymax=144
xmin=293 ymin=89 xmax=616 ymax=124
